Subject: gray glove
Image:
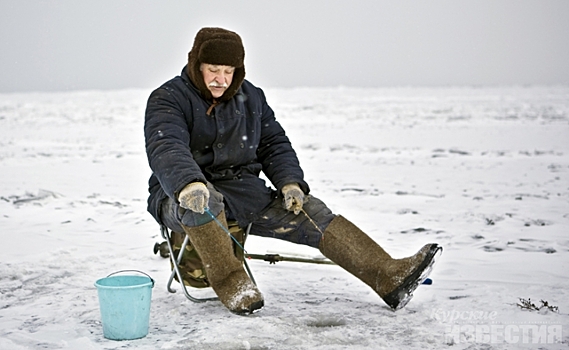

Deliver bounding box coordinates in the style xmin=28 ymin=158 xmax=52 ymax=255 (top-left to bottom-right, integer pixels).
xmin=282 ymin=183 xmax=305 ymax=215
xmin=178 ymin=182 xmax=209 ymax=214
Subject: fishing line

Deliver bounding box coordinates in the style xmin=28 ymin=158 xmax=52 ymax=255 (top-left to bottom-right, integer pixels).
xmin=204 ymin=207 xmax=248 ymax=254
xmin=300 ymin=208 xmax=324 ymax=237
xmin=205 ymin=205 xmax=323 ymax=252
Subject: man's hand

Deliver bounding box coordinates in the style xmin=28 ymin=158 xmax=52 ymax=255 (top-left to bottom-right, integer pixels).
xmin=282 ymin=183 xmax=304 ymax=215
xmin=178 ymin=182 xmax=210 ymax=214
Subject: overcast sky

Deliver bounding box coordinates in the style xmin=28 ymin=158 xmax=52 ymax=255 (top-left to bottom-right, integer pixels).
xmin=1 ymin=0 xmax=568 ymax=93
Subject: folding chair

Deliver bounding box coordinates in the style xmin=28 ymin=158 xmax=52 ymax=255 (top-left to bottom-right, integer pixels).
xmin=159 ymin=221 xmax=256 ymax=303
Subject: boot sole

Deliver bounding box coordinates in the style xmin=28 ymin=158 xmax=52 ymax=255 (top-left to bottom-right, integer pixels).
xmin=231 ymin=299 xmax=265 ymax=316
xmin=383 ymin=244 xmax=442 ymax=310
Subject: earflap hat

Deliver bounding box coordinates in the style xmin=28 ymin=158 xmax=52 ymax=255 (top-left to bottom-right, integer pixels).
xmin=187 ymin=27 xmax=245 ymax=102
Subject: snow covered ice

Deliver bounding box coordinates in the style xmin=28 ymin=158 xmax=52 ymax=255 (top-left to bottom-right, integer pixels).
xmin=0 ymin=86 xmax=568 ymax=349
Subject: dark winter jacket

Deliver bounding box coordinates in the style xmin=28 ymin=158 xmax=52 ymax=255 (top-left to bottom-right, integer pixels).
xmin=144 ymin=68 xmax=309 ymax=227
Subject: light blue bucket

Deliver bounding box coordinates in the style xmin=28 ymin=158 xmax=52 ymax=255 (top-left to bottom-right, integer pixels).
xmin=95 ymin=270 xmax=154 ymax=340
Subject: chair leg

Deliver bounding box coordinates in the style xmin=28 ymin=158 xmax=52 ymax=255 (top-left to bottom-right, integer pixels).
xmin=242 ymin=223 xmax=256 ymax=285
xmin=160 ymin=223 xmax=257 ymax=303
xmin=161 ymin=225 xmax=218 ymax=303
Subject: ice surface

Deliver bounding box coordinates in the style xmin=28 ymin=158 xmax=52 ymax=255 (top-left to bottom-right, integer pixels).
xmin=0 ymin=86 xmax=568 ymax=349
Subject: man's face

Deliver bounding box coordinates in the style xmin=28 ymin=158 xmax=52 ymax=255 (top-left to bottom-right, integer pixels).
xmin=200 ymin=63 xmax=235 ymax=99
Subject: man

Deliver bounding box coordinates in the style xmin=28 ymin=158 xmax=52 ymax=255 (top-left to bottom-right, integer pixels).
xmin=144 ymin=27 xmax=441 ymax=315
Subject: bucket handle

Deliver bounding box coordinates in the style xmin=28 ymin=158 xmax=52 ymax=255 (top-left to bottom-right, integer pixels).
xmin=106 ymin=270 xmax=155 ymax=288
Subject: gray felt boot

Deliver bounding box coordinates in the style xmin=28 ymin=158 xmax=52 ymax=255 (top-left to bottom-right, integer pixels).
xmin=319 ymin=215 xmax=441 ymax=310
xmin=182 ymin=212 xmax=264 ymax=315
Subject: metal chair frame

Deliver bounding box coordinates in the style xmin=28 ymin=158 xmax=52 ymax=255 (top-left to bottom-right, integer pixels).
xmin=160 ymin=223 xmax=256 ymax=303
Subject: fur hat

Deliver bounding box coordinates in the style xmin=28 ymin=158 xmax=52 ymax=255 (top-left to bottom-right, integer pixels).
xmin=187 ymin=27 xmax=245 ymax=102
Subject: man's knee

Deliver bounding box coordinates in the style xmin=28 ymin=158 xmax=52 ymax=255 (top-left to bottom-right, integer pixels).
xmin=302 ymin=195 xmax=335 ymax=229
xmin=250 ymin=195 xmax=335 ymax=248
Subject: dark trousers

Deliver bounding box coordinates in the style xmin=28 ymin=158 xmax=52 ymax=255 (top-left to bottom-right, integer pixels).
xmin=160 ymin=183 xmax=335 ymax=249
